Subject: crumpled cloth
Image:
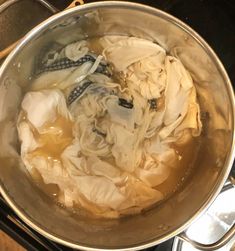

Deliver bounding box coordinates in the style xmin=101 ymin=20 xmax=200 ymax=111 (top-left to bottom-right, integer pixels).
xmin=17 ymin=36 xmax=202 ymax=218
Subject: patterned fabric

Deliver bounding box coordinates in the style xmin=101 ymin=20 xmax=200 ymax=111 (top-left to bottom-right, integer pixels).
xmin=67 ymin=81 xmax=92 ymax=105
xmin=37 ymin=54 xmax=111 ymax=77
xmin=148 ymin=99 xmax=157 ymax=109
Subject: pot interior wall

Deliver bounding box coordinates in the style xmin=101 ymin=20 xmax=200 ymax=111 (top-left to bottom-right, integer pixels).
xmin=0 ymin=4 xmax=233 ymax=249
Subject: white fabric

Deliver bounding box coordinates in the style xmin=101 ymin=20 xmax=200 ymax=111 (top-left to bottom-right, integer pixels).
xmin=102 ymin=36 xmax=166 ymax=72
xmin=65 ymin=40 xmax=89 ymax=61
xmin=17 ymin=121 xmax=39 ymax=155
xmin=17 ymin=36 xmax=202 ymax=218
xmin=21 ymin=89 xmax=71 ymax=130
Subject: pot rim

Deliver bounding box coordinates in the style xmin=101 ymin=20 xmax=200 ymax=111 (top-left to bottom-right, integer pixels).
xmin=0 ymin=1 xmax=234 ymax=250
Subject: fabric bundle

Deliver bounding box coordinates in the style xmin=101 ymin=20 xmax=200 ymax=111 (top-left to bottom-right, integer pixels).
xmin=17 ymin=36 xmax=202 ymax=218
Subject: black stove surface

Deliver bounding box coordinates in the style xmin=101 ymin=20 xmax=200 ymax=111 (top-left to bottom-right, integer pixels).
xmin=0 ymin=0 xmax=234 ymax=250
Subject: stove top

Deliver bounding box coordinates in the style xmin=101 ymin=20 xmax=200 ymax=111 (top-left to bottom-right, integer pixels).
xmin=0 ymin=0 xmax=234 ymax=250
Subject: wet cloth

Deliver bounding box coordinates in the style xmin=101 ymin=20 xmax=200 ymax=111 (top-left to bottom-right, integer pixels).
xmin=17 ymin=36 xmax=202 ymax=218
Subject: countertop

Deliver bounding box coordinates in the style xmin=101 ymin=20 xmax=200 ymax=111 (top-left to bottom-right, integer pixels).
xmin=0 ymin=231 xmax=25 ymax=251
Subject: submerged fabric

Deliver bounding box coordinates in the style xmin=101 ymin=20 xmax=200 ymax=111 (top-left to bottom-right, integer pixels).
xmin=17 ymin=36 xmax=202 ymax=218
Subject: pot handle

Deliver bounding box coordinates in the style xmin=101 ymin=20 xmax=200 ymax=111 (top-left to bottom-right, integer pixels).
xmin=177 ymin=176 xmax=235 ymax=251
xmin=0 ymin=0 xmax=83 ymax=60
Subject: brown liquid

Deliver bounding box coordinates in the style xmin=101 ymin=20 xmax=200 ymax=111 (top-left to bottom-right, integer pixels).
xmin=31 ymin=167 xmax=60 ymax=198
xmin=30 ymin=115 xmax=73 ymax=161
xmin=156 ymin=137 xmax=200 ymax=197
xmin=24 ymin=114 xmax=73 ymax=199
xmin=87 ymin=37 xmax=104 ymax=54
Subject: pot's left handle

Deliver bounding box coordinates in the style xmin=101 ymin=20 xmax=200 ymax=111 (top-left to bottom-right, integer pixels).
xmin=177 ymin=177 xmax=235 ymax=251
xmin=0 ymin=0 xmax=83 ymax=61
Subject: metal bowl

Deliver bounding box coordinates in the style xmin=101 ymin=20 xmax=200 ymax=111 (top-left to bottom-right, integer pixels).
xmin=0 ymin=1 xmax=234 ymax=250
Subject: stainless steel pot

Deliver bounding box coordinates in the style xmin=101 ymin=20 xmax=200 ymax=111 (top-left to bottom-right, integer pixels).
xmin=0 ymin=1 xmax=234 ymax=250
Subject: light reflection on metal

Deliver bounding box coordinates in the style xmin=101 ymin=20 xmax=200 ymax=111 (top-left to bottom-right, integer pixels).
xmin=174 ymin=186 xmax=235 ymax=251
